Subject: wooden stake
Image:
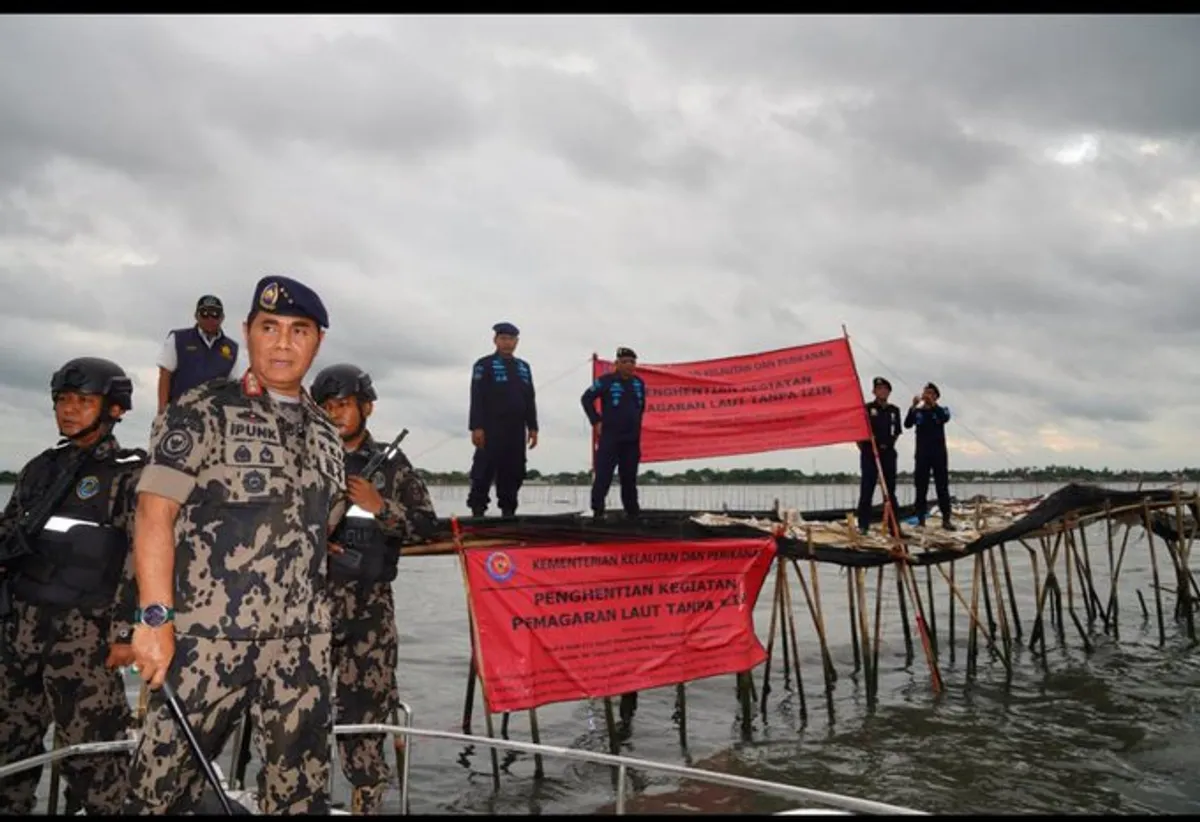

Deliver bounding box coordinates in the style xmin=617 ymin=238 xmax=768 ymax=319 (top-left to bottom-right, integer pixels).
xmin=896 ymin=562 xmax=914 ymax=666
xmin=759 ymin=559 xmax=785 ymax=718
xmin=780 ymin=562 xmax=808 ymax=722
xmin=847 ymin=570 xmax=862 ymax=675
xmin=871 ymin=566 xmax=885 ymax=706
xmin=1142 ymin=503 xmax=1167 ymax=646
xmin=999 ymin=544 xmax=1022 ymax=641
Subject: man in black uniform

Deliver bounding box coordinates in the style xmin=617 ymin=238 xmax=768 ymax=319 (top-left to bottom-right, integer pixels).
xmin=0 ymin=357 xmax=143 ymax=814
xmin=312 ymin=363 xmax=438 ymax=814
xmin=904 ymin=382 xmax=956 ymax=530
xmin=466 ymin=322 xmax=538 ymax=517
xmin=582 ymin=347 xmax=646 ymax=520
xmin=856 ymin=376 xmax=903 ymax=535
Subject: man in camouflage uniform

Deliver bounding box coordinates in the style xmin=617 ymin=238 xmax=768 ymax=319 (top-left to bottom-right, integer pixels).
xmin=125 ymin=276 xmax=346 ymax=815
xmin=312 ymin=363 xmax=438 ymax=814
xmin=0 ymin=357 xmax=143 ymax=815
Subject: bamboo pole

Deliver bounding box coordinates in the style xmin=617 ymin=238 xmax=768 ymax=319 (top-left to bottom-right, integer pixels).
xmin=759 ymin=559 xmax=785 ymax=718
xmin=871 ymin=566 xmax=885 ymax=707
xmin=1142 ymin=503 xmax=1167 ymax=646
xmin=780 ymin=560 xmax=808 ymax=722
xmin=452 ymin=518 xmax=501 ymax=790
xmin=855 ymin=568 xmax=873 ymax=703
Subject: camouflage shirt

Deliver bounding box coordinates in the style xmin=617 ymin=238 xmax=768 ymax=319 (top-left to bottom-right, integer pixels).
xmin=0 ymin=435 xmax=143 ymax=645
xmin=137 ymin=372 xmax=346 ymax=640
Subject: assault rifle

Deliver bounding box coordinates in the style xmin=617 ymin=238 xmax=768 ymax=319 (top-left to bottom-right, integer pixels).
xmin=330 ymin=429 xmax=410 ymax=575
xmin=362 ymin=428 xmax=410 ymax=478
xmin=0 ymin=442 xmax=95 ymax=620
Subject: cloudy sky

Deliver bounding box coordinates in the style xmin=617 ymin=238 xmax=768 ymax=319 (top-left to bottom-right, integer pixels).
xmin=1 ymin=14 xmax=1197 ymax=476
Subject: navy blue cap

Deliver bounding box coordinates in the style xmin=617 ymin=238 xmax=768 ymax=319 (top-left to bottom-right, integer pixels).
xmin=616 ymin=347 xmax=637 ymax=360
xmin=872 ymin=376 xmax=891 ymax=391
xmin=924 ymin=382 xmax=940 ymax=398
xmin=248 ymin=276 xmax=329 ymax=329
xmin=493 ymin=322 xmax=519 ymax=336
xmin=196 ymin=294 xmax=223 ymax=312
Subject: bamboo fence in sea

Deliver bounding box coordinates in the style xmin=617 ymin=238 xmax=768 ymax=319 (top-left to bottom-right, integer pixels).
xmin=406 ymin=483 xmax=1199 ymax=765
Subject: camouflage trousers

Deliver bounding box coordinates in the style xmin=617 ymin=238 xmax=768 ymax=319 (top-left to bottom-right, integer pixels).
xmin=0 ymin=600 xmax=132 ymax=816
xmin=124 ymin=632 xmax=332 ymax=815
xmin=331 ymin=581 xmax=400 ymax=814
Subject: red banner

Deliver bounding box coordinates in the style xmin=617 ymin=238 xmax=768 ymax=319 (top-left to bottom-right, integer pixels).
xmin=462 ymin=537 xmax=776 ymax=714
xmin=592 ymin=338 xmax=871 ymax=463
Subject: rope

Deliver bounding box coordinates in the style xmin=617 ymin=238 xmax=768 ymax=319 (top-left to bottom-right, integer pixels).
xmin=850 ymin=336 xmax=1026 ymax=474
xmin=410 ymin=355 xmax=594 ymax=460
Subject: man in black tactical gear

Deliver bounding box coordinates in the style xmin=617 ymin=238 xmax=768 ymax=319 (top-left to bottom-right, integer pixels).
xmin=313 ymin=363 xmax=438 ymax=814
xmin=0 ymin=357 xmax=144 ymax=814
xmin=905 ymin=382 xmax=956 ymax=531
xmin=856 ymin=376 xmax=903 ymax=535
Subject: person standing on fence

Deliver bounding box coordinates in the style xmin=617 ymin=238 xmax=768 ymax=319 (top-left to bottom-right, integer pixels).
xmin=856 ymin=376 xmax=903 ymax=535
xmin=466 ymin=322 xmax=539 ymax=518
xmin=312 ymin=363 xmax=437 ymax=814
xmin=905 ymin=382 xmax=956 ymax=531
xmin=156 ymin=295 xmax=239 ymax=413
xmin=0 ymin=357 xmax=143 ymax=815
xmin=581 ymin=347 xmax=646 ymax=520
xmin=124 ymin=275 xmax=346 ymax=814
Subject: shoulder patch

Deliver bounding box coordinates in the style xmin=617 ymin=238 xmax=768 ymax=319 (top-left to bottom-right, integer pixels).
xmin=158 ymin=429 xmax=195 ymax=460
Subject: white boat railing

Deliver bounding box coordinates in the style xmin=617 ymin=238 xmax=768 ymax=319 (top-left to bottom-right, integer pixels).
xmin=3 ymin=713 xmax=925 ymax=815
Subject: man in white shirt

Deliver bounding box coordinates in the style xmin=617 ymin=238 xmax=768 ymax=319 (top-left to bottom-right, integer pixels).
xmin=156 ymin=295 xmax=239 ymax=413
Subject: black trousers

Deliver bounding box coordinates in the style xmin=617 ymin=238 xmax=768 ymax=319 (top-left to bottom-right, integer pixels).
xmin=914 ymin=450 xmax=952 ymax=523
xmin=466 ymin=427 xmax=527 ymax=515
xmin=856 ymin=446 xmax=898 ymax=529
xmin=591 ymin=437 xmax=640 ymax=515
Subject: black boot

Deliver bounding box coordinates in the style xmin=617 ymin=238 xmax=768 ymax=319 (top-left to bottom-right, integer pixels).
xmin=500 ymin=508 xmax=516 ymax=518
xmin=470 ymin=507 xmax=486 ymax=517
xmin=942 ymin=520 xmax=956 ymax=531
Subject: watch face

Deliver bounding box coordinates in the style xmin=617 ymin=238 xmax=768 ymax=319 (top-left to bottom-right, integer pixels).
xmin=143 ymin=604 xmax=169 ymax=628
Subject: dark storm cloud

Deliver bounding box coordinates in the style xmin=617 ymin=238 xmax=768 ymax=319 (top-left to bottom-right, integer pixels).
xmin=500 ymin=63 xmax=723 ymax=191
xmin=633 ymin=15 xmax=1200 ymax=136
xmin=206 ymin=33 xmax=481 ymax=159
xmin=0 ymin=14 xmax=1195 ymax=472
xmin=0 ymin=16 xmax=217 ymax=187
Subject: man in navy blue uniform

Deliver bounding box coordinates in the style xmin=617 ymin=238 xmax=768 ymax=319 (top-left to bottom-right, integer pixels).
xmin=904 ymin=382 xmax=956 ymax=530
xmin=155 ymin=295 xmax=239 ymax=413
xmin=856 ymin=376 xmax=902 ymax=535
xmin=466 ymin=322 xmax=538 ymax=518
xmin=582 ymin=347 xmax=646 ymax=520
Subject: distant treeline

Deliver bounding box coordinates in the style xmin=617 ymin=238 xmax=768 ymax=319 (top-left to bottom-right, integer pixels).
xmin=420 ymin=465 xmax=1200 ymax=486
xmin=2 ymin=465 xmax=1197 ymax=487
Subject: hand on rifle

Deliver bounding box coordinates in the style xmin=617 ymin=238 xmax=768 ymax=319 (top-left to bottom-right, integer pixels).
xmin=347 ymin=475 xmax=385 ymax=515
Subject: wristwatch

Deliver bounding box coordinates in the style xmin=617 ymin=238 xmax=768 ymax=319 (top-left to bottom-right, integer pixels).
xmin=135 ymin=603 xmax=176 ymax=628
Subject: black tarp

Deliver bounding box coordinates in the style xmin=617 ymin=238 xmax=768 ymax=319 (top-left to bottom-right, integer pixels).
xmin=420 ymin=484 xmax=1190 ymax=569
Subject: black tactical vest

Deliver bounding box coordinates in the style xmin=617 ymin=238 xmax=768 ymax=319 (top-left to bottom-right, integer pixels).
xmin=328 ymin=447 xmax=400 ymax=585
xmin=12 ymin=450 xmax=140 ymax=609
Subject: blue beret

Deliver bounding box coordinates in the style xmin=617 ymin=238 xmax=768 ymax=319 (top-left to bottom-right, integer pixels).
xmin=493 ymin=322 xmax=519 ymax=336
xmin=248 ymin=276 xmax=329 ymax=329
